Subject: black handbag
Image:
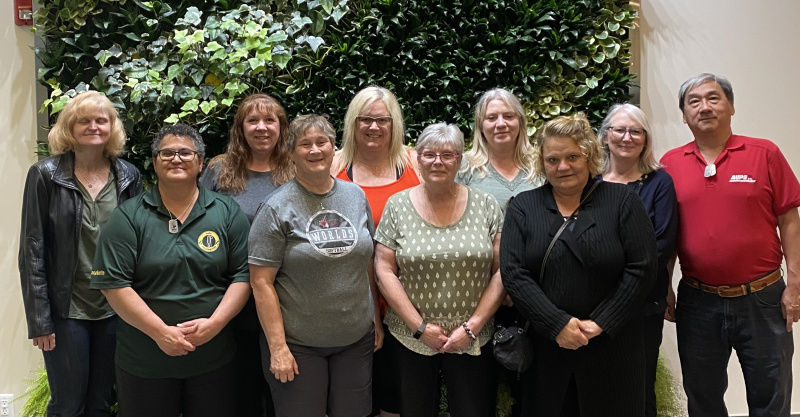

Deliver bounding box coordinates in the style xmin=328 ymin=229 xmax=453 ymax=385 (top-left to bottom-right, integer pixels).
xmin=493 ymin=181 xmax=600 ymax=374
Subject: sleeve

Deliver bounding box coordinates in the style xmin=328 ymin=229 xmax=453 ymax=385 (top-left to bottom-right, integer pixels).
xmin=91 ymin=205 xmax=139 ymax=290
xmin=198 ymin=164 xmax=220 ymax=192
xmin=226 ymin=203 xmax=251 ymax=283
xmin=767 ymin=146 xmax=800 ymax=216
xmin=500 ymin=196 xmax=573 ymax=341
xmin=651 ymin=171 xmax=678 ymax=268
xmin=247 ymin=202 xmax=286 ymax=267
xmin=374 ymin=195 xmax=400 ymax=250
xmin=589 ymin=192 xmax=657 ymax=336
xmin=484 ymin=191 xmax=503 ymax=239
xmin=18 ymin=164 xmax=54 ymax=338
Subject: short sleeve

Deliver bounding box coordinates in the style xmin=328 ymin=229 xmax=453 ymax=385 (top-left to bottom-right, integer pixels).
xmin=374 ymin=195 xmax=401 ymax=250
xmin=226 ymin=203 xmax=251 ymax=283
xmin=767 ymin=146 xmax=800 ymax=216
xmin=248 ymin=203 xmax=286 ymax=267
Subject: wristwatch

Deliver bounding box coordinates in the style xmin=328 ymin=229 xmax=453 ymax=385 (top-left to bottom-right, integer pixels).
xmin=413 ymin=320 xmax=427 ymax=339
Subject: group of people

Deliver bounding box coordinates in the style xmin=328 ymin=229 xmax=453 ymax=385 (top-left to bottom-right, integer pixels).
xmin=18 ymin=72 xmax=799 ymax=417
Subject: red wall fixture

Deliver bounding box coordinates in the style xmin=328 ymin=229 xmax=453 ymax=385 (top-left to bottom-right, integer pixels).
xmin=14 ymin=0 xmax=33 ymax=26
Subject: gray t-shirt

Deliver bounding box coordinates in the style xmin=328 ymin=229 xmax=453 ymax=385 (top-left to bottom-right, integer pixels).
xmin=456 ymin=162 xmax=540 ymax=213
xmin=375 ymin=188 xmax=503 ymax=355
xmin=200 ymin=164 xmax=279 ymax=223
xmin=249 ymin=178 xmax=375 ymax=347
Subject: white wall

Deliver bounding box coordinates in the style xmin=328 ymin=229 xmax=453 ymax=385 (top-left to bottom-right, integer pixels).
xmin=638 ymin=0 xmax=800 ymax=415
xmin=0 ymin=13 xmax=45 ymax=405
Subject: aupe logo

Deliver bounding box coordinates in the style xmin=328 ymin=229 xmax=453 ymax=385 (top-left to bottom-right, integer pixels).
xmin=730 ymin=174 xmax=756 ymax=183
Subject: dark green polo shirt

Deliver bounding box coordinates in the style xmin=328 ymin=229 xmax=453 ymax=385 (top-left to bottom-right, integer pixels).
xmin=91 ymin=185 xmax=250 ymax=378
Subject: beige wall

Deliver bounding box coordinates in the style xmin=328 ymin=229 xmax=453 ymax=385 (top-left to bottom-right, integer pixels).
xmin=638 ymin=0 xmax=800 ymax=415
xmin=0 ymin=14 xmax=45 ymax=402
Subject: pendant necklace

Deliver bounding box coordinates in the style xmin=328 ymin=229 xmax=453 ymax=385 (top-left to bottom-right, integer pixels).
xmin=167 ymin=188 xmax=198 ymax=234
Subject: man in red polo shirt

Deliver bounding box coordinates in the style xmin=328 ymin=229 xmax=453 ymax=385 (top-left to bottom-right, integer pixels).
xmin=660 ymin=73 xmax=800 ymax=417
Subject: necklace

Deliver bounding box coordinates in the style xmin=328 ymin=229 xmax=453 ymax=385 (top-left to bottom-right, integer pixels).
xmin=75 ymin=166 xmax=109 ymax=189
xmin=167 ymin=188 xmax=198 ymax=234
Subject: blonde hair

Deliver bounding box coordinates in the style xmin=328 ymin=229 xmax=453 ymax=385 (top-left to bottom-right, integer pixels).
xmin=336 ymin=86 xmax=412 ymax=173
xmin=47 ymin=91 xmax=126 ymax=157
xmin=534 ymin=113 xmax=604 ymax=181
xmin=462 ymin=88 xmax=537 ymax=183
xmin=597 ymin=103 xmax=661 ymax=175
xmin=207 ymin=94 xmax=294 ymax=193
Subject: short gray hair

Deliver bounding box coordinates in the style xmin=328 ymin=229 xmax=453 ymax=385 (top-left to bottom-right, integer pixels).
xmin=287 ymin=114 xmax=336 ymax=149
xmin=678 ymin=73 xmax=734 ymax=113
xmin=151 ymin=123 xmax=206 ymax=158
xmin=415 ymin=122 xmax=465 ymax=155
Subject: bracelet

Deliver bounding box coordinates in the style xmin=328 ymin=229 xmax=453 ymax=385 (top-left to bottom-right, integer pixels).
xmin=413 ymin=320 xmax=427 ymax=339
xmin=462 ymin=322 xmax=477 ymax=341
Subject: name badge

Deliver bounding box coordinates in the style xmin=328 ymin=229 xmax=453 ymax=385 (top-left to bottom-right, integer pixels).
xmin=704 ymin=164 xmax=716 ymax=178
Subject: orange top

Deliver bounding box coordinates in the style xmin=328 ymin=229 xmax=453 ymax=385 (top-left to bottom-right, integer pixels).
xmin=335 ymin=165 xmax=420 ymax=227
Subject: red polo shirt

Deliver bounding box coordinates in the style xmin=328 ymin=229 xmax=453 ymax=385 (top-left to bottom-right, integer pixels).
xmin=660 ymin=135 xmax=800 ymax=285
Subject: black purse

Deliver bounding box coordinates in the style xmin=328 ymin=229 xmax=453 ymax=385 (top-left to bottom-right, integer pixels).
xmin=493 ymin=181 xmax=599 ymax=374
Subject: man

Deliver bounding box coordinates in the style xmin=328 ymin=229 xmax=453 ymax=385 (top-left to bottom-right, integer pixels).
xmin=661 ymin=73 xmax=800 ymax=416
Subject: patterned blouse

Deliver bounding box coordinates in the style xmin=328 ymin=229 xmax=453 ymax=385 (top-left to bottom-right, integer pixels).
xmin=375 ymin=187 xmax=503 ymax=355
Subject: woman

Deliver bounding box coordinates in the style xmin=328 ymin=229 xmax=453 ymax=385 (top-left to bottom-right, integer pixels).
xmin=249 ymin=115 xmax=382 ymax=417
xmin=500 ymin=114 xmax=657 ymax=417
xmin=597 ymin=103 xmax=677 ymax=417
xmin=457 ymin=87 xmax=541 ymax=210
xmin=374 ymin=122 xmax=505 ymax=417
xmin=19 ymin=90 xmax=142 ymax=417
xmin=91 ymin=124 xmax=251 ymax=417
xmin=331 ymin=86 xmax=419 ymax=417
xmin=200 ymin=93 xmax=294 ymax=417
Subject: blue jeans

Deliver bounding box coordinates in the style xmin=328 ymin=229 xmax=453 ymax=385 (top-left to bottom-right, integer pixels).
xmin=676 ymin=278 xmax=793 ymax=417
xmin=42 ymin=315 xmax=116 ymax=417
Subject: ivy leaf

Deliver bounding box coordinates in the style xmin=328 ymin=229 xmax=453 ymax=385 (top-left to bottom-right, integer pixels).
xmin=310 ymin=10 xmax=325 ymax=36
xmin=167 ymin=64 xmax=183 ymax=81
xmin=199 ymin=100 xmax=218 ymax=114
xmin=181 ymin=99 xmax=200 ymax=111
xmin=268 ymin=31 xmax=288 ymax=43
xmin=150 ymin=54 xmax=168 ymax=71
xmin=575 ymin=85 xmax=590 ymax=98
xmin=321 ymin=0 xmax=333 ymax=14
xmin=177 ymin=7 xmax=203 ymax=27
xmin=95 ymin=50 xmax=113 ymax=66
xmin=164 ymin=114 xmax=181 ymax=124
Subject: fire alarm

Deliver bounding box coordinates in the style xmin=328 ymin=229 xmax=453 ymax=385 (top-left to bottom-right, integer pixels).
xmin=15 ymin=0 xmax=33 ymax=26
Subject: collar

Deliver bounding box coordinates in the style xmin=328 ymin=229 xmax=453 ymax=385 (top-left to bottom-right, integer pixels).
xmin=143 ymin=183 xmax=213 ymax=216
xmin=52 ymin=152 xmax=78 ymax=189
xmin=683 ymin=134 xmax=744 ymax=156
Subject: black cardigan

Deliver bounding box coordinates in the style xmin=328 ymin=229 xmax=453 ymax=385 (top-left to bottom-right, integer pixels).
xmin=500 ymin=179 xmax=657 ymax=341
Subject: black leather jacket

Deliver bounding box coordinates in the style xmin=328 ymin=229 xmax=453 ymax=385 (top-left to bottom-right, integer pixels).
xmin=18 ymin=152 xmax=143 ymax=338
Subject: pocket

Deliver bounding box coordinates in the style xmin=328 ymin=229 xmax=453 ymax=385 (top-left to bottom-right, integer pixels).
xmin=753 ymin=278 xmax=785 ymax=307
xmin=676 ymin=280 xmax=701 ymax=309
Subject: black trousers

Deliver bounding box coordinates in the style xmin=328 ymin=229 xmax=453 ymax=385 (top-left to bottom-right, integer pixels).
xmin=116 ymin=360 xmax=235 ymax=417
xmin=386 ymin=330 xmax=497 ymax=417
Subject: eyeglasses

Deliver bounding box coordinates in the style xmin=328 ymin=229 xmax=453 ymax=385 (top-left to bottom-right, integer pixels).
xmin=156 ymin=148 xmax=199 ymax=162
xmin=419 ymin=152 xmax=460 ymax=164
xmin=609 ymin=126 xmax=646 ymax=139
xmin=357 ymin=115 xmax=393 ymax=127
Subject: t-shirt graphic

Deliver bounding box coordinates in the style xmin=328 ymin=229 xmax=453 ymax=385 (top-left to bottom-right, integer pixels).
xmin=306 ymin=209 xmax=358 ymax=257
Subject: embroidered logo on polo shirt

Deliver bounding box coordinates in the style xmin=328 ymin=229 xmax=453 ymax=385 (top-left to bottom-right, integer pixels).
xmin=729 ymin=174 xmax=756 ymax=183
xmin=198 ymin=231 xmax=220 ymax=252
xmin=306 ymin=209 xmax=357 ymax=258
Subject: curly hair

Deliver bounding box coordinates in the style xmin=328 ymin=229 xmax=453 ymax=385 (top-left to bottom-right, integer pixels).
xmin=533 ymin=113 xmax=604 ymax=181
xmin=206 ymin=94 xmax=293 ymax=193
xmin=48 ymin=91 xmax=126 ymax=158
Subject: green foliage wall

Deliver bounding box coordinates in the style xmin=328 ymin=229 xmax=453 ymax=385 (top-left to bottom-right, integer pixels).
xmin=35 ymin=0 xmax=636 ymax=178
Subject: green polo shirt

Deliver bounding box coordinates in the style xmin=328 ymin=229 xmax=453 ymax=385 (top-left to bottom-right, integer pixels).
xmin=91 ymin=185 xmax=250 ymax=378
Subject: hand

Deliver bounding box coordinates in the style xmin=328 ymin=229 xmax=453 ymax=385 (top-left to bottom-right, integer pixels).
xmin=178 ymin=318 xmax=221 ymax=347
xmin=32 ymin=334 xmax=55 ymax=351
xmin=155 ymin=326 xmax=196 ymax=356
xmin=441 ymin=325 xmax=471 ymax=353
xmin=781 ymin=283 xmax=800 ymax=332
xmin=373 ymin=317 xmax=385 ymax=352
xmin=578 ymin=320 xmax=603 ymax=340
xmin=555 ymin=318 xmax=589 ymax=350
xmin=269 ymin=344 xmax=299 ymax=383
xmin=501 ymin=294 xmax=514 ymax=307
xmin=664 ymin=285 xmax=676 ymax=323
xmin=419 ymin=322 xmax=449 ymax=352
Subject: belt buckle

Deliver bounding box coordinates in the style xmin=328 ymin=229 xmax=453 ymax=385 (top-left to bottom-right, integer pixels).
xmin=716 ymin=284 xmax=746 ymax=298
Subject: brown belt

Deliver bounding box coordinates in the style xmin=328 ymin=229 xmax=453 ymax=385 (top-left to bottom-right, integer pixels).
xmin=681 ymin=269 xmax=782 ymax=298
